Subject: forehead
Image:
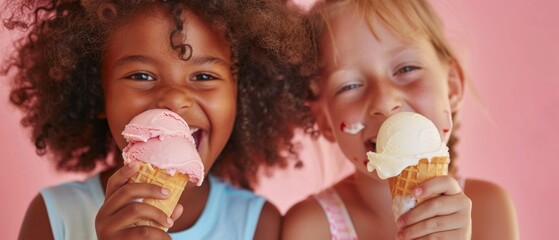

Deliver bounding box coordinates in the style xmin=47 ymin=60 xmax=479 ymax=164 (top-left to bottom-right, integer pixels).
xmin=317 ymin=1 xmax=431 ymax=51
xmin=104 ymin=5 xmax=230 ymax=62
xmin=318 ymin=4 xmax=427 ymax=68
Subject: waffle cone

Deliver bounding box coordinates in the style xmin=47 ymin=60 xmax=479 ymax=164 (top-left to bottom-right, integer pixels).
xmin=388 ymin=156 xmax=449 ymax=218
xmin=128 ymin=162 xmax=189 ymax=231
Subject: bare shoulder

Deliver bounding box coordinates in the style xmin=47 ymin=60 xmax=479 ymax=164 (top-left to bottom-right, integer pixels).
xmin=281 ymin=195 xmax=330 ymax=240
xmin=254 ymin=201 xmax=281 ymax=240
xmin=464 ymin=179 xmax=519 ymax=240
xmin=19 ymin=193 xmax=54 ymax=240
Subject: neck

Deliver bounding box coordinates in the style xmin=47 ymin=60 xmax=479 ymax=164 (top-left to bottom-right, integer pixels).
xmin=348 ymin=170 xmax=395 ymax=219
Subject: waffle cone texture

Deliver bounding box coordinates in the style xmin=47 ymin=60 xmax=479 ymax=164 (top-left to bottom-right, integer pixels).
xmin=128 ymin=162 xmax=188 ymax=231
xmin=388 ymin=156 xmax=450 ymax=218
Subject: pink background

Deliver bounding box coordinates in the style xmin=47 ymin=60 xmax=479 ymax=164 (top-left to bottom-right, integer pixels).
xmin=1 ymin=0 xmax=558 ymax=239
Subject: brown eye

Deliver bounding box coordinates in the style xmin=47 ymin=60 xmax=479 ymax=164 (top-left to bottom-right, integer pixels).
xmin=192 ymin=73 xmax=217 ymax=81
xmin=126 ymin=72 xmax=155 ymax=81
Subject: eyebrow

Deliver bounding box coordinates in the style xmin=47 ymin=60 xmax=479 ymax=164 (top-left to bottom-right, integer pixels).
xmin=113 ymin=54 xmax=231 ymax=69
xmin=387 ymin=42 xmax=426 ymax=57
xmin=113 ymin=55 xmax=155 ymax=68
xmin=191 ymin=55 xmax=231 ymax=68
xmin=387 ymin=45 xmax=413 ymax=57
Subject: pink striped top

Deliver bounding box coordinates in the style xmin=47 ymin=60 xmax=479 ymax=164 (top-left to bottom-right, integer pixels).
xmin=314 ymin=188 xmax=358 ymax=240
xmin=313 ymin=176 xmax=465 ymax=240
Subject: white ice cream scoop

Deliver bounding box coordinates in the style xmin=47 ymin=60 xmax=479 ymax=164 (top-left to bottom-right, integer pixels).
xmin=366 ymin=112 xmax=449 ymax=179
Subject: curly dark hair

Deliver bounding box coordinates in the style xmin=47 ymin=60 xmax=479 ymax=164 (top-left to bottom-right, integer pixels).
xmin=300 ymin=0 xmax=464 ymax=175
xmin=1 ymin=0 xmax=315 ymax=189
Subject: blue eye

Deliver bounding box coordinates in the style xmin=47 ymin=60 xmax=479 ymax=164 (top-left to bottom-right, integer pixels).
xmin=126 ymin=72 xmax=155 ymax=81
xmin=336 ymin=82 xmax=363 ymax=95
xmin=192 ymin=73 xmax=217 ymax=81
xmin=394 ymin=66 xmax=420 ymax=76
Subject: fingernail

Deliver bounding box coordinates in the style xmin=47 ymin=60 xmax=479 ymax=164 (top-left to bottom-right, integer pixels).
xmin=167 ymin=217 xmax=174 ymax=227
xmin=128 ymin=162 xmax=139 ymax=169
xmin=161 ymin=188 xmax=170 ymax=196
xmin=414 ymin=187 xmax=422 ymax=197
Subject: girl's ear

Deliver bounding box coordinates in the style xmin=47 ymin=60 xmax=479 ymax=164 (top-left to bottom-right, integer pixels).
xmin=310 ymin=101 xmax=336 ymax=142
xmin=447 ymin=60 xmax=465 ymax=112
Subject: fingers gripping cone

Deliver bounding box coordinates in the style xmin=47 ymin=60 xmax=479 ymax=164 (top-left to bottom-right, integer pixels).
xmin=129 ymin=163 xmax=189 ymax=230
xmin=388 ymin=156 xmax=449 ymax=218
xmin=367 ymin=112 xmax=450 ymax=219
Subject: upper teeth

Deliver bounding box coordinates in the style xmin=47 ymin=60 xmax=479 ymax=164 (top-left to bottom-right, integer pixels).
xmin=191 ymin=128 xmax=199 ymax=133
xmin=343 ymin=122 xmax=364 ymax=134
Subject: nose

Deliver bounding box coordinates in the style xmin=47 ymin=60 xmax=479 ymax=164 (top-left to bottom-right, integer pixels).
xmin=368 ymin=84 xmax=402 ymax=118
xmin=156 ymin=86 xmax=193 ymax=112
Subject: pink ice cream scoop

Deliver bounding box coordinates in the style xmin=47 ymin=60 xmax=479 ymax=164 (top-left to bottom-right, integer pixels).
xmin=122 ymin=109 xmax=205 ymax=186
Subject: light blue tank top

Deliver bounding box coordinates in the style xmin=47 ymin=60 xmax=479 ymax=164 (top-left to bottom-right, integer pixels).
xmin=41 ymin=174 xmax=265 ymax=240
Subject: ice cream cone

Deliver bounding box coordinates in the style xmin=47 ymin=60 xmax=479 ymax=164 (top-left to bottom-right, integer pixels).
xmin=388 ymin=156 xmax=449 ymax=219
xmin=128 ymin=162 xmax=189 ymax=231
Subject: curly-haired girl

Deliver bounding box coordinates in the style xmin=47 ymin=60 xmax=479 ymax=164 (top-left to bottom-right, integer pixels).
xmin=2 ymin=0 xmax=313 ymax=239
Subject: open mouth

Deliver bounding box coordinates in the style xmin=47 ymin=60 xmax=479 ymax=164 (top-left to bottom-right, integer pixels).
xmin=366 ymin=139 xmax=377 ymax=153
xmin=191 ymin=128 xmax=203 ymax=150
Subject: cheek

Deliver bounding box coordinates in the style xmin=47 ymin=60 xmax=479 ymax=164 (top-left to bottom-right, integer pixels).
xmin=103 ymin=90 xmax=124 ymax=149
xmin=336 ymin=139 xmax=367 ymax=162
xmin=327 ymin=99 xmax=366 ymax=128
xmin=221 ymin=88 xmax=237 ymax=127
xmin=432 ymin=110 xmax=453 ymax=143
xmin=332 ymin=124 xmax=368 ymax=164
xmin=410 ymin=100 xmax=453 ymax=143
xmin=106 ymin=116 xmax=127 ymax=150
xmin=103 ymin=90 xmax=147 ymax=151
xmin=209 ymin=90 xmax=237 ymax=139
xmin=324 ymin=101 xmax=369 ymax=160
